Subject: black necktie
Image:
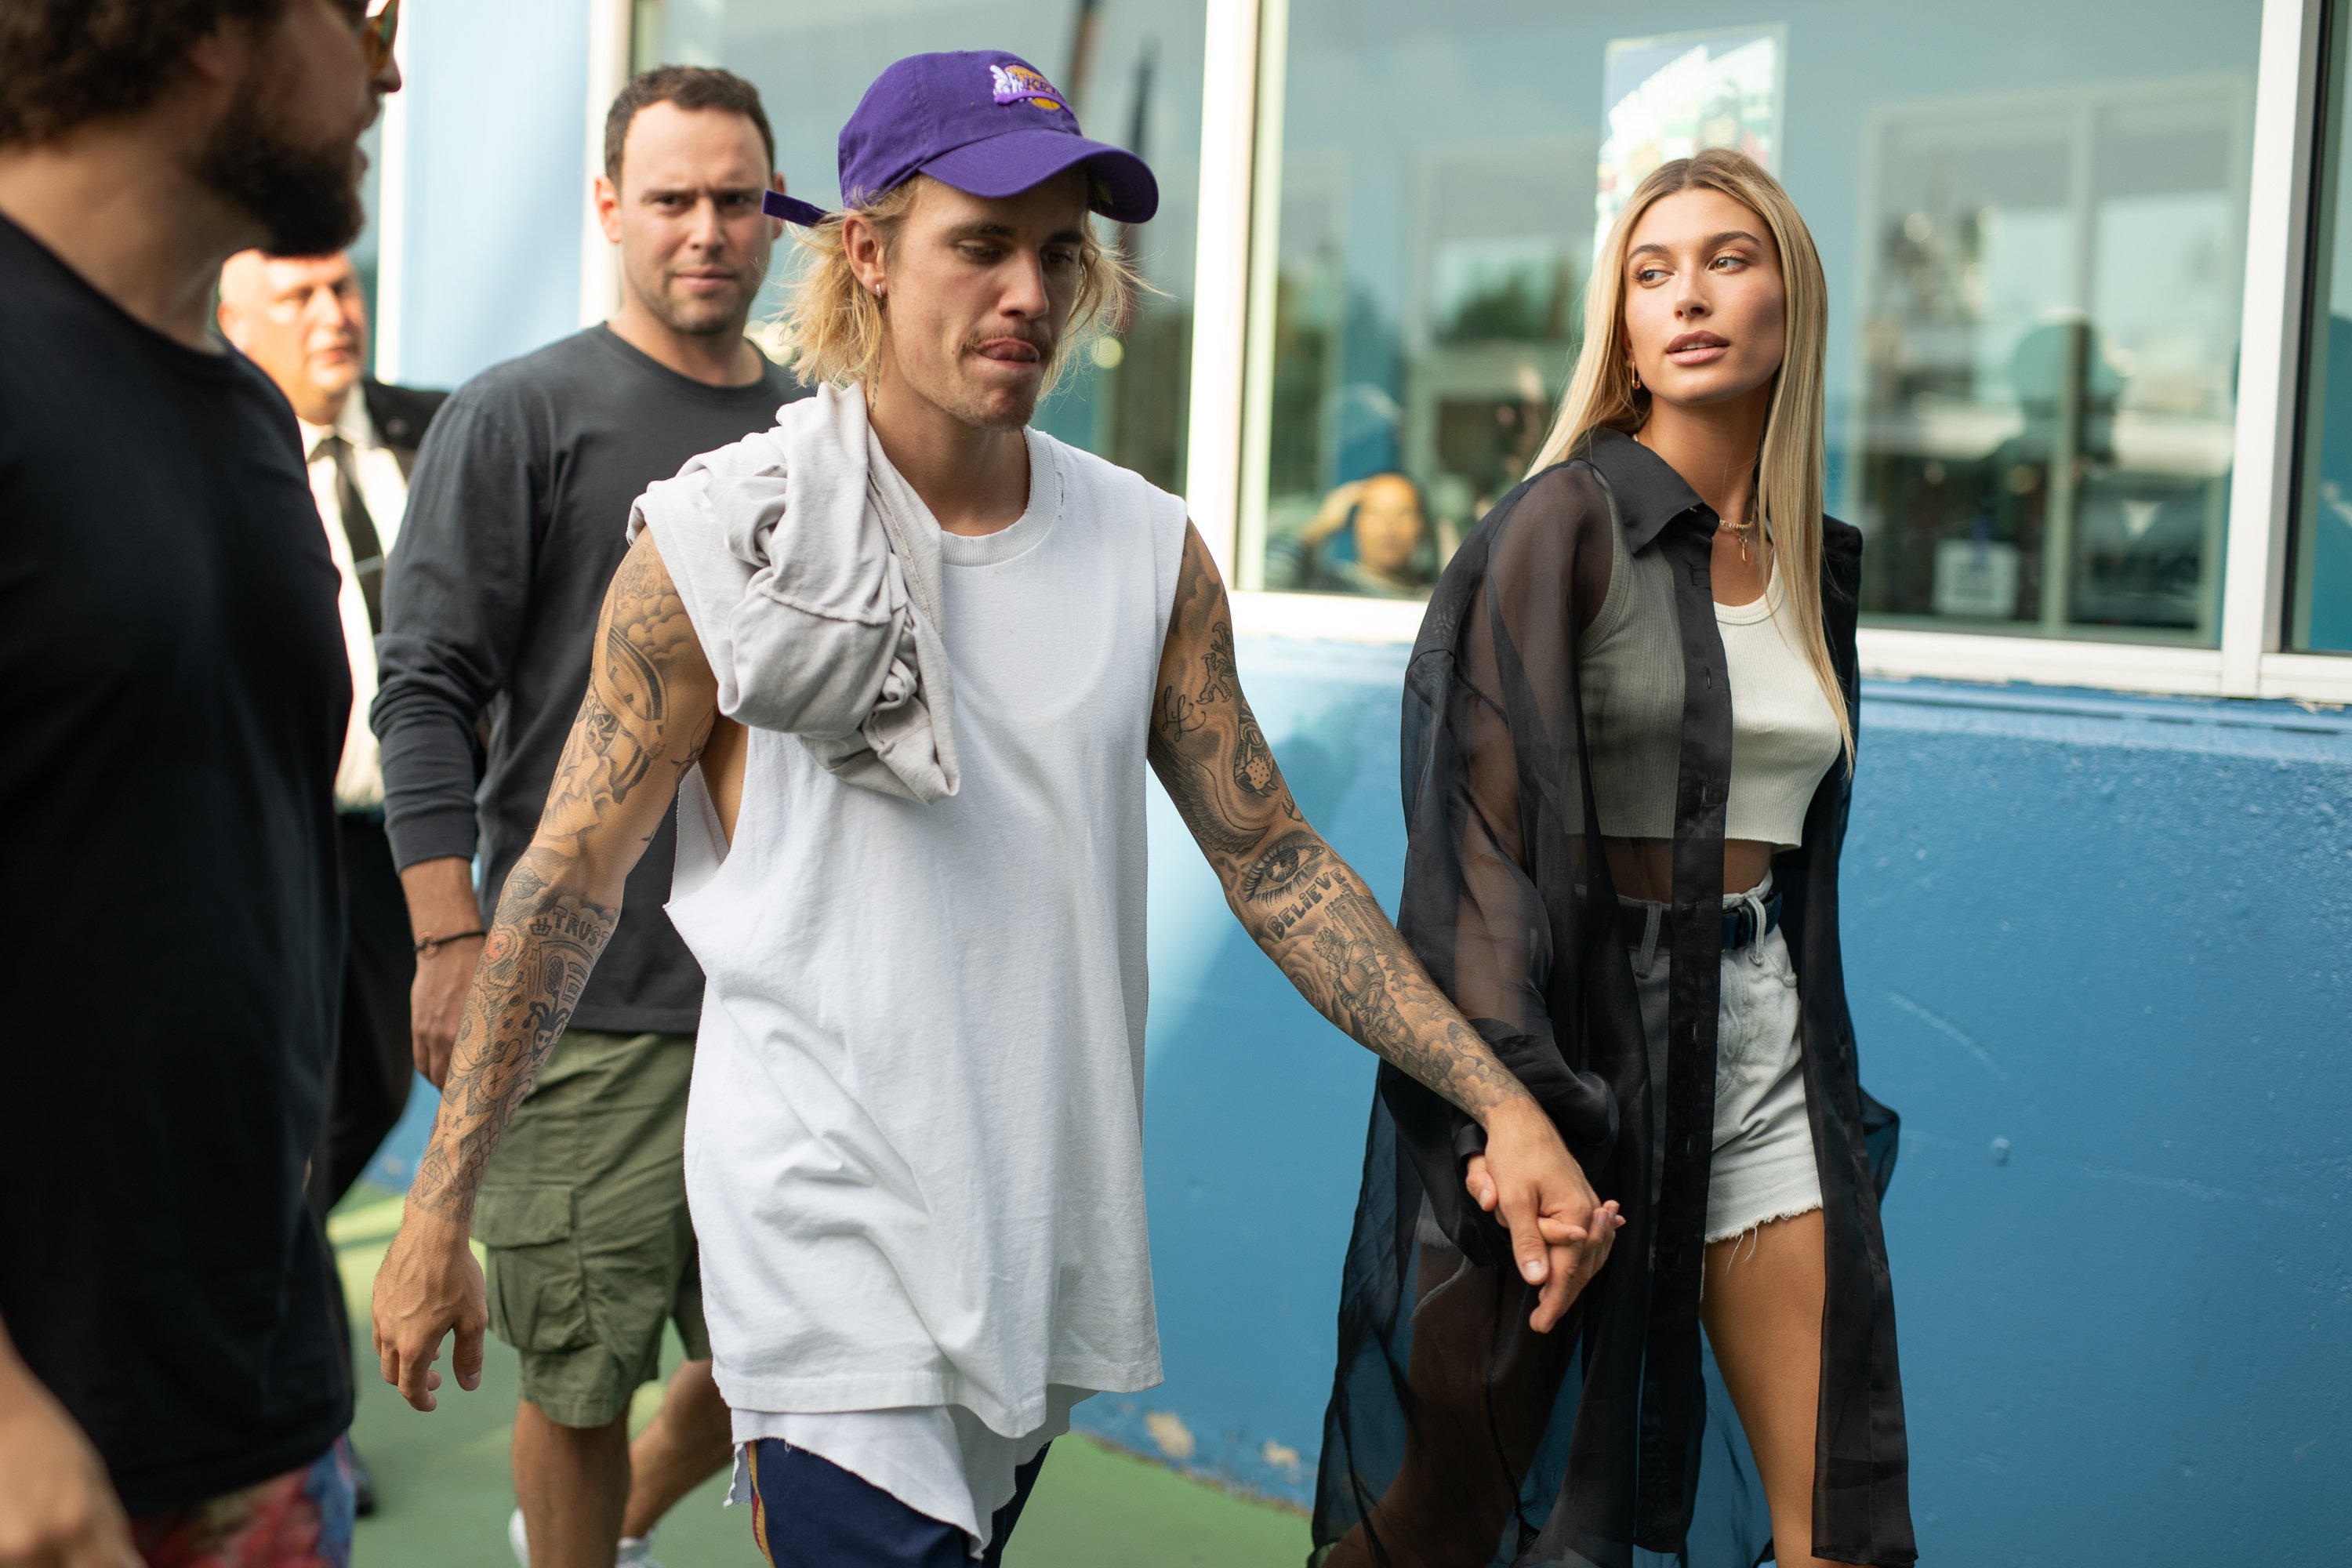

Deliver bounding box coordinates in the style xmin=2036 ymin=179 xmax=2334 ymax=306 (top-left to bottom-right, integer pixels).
xmin=321 ymin=431 xmax=384 ymax=633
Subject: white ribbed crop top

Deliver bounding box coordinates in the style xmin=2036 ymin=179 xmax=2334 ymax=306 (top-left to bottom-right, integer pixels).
xmin=1716 ymin=567 xmax=1842 ymax=848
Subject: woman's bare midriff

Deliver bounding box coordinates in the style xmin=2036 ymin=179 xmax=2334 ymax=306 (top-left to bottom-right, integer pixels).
xmin=1603 ymin=837 xmax=1777 ymax=905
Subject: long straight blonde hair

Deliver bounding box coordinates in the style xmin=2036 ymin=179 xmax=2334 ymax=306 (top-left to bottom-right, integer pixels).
xmin=1529 ymin=148 xmax=1852 ymax=768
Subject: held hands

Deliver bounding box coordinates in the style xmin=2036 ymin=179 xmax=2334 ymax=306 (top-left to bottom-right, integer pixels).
xmin=1467 ymin=1102 xmax=1624 ymax=1334
xmin=369 ymin=1208 xmax=489 ymax=1413
xmin=0 ymin=1360 xmax=139 ymax=1568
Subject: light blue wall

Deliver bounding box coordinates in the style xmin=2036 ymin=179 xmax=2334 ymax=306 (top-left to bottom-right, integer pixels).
xmin=389 ymin=0 xmax=590 ymax=390
xmin=1098 ymin=645 xmax=2352 ymax=1566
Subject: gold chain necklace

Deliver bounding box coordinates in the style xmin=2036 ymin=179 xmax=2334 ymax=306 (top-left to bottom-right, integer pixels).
xmin=1724 ymin=511 xmax=1759 ymax=565
xmin=1634 ymin=428 xmax=1761 ymax=564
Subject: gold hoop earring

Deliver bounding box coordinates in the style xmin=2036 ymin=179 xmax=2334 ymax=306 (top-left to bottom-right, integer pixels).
xmin=1628 ymin=364 xmax=1642 ymax=391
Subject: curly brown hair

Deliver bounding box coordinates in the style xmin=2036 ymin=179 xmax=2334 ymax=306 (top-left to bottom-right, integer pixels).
xmin=0 ymin=0 xmax=289 ymax=146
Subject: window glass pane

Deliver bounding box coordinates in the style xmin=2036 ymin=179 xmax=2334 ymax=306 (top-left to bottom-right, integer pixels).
xmin=2292 ymin=0 xmax=2352 ymax=654
xmin=352 ymin=118 xmax=383 ymax=379
xmin=1243 ymin=0 xmax=2259 ymax=641
xmin=632 ymin=0 xmax=1205 ymax=496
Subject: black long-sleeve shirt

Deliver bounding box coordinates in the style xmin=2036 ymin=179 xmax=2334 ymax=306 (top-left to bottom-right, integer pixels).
xmin=373 ymin=325 xmax=797 ymax=1033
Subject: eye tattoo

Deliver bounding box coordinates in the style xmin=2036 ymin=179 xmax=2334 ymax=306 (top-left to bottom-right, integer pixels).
xmin=1240 ymin=829 xmax=1325 ymax=902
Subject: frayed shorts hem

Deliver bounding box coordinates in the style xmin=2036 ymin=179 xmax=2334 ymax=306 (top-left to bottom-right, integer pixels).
xmin=1703 ymin=1193 xmax=1824 ymax=1248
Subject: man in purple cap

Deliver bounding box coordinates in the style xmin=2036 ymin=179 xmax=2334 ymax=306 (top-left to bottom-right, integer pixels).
xmin=372 ymin=49 xmax=1617 ymax=1567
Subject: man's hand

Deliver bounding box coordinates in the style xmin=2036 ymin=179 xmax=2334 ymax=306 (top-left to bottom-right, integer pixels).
xmin=0 ymin=1356 xmax=140 ymax=1568
xmin=409 ymin=942 xmax=481 ymax=1088
xmin=1466 ymin=1105 xmax=1623 ymax=1334
xmin=400 ymin=856 xmax=485 ymax=1088
xmin=369 ymin=1208 xmax=487 ymax=1413
xmin=376 ymin=534 xmax=716 ymax=1410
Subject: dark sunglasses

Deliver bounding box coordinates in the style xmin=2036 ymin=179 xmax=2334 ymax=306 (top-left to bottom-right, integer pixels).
xmin=361 ymin=0 xmax=399 ymax=73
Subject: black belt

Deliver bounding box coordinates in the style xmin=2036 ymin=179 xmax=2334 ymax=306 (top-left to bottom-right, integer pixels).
xmin=1619 ymin=891 xmax=1782 ymax=953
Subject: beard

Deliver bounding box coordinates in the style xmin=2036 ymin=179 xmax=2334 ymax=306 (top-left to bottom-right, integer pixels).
xmin=194 ymin=89 xmax=366 ymax=258
xmin=630 ymin=252 xmax=768 ymax=340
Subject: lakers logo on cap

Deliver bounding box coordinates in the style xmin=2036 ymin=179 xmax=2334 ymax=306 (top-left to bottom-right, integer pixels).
xmin=989 ymin=62 xmax=1065 ymax=112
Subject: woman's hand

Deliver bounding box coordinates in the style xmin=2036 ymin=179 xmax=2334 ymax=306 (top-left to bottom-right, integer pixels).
xmin=1466 ymin=1108 xmax=1624 ymax=1332
xmin=1300 ymin=480 xmax=1367 ymax=546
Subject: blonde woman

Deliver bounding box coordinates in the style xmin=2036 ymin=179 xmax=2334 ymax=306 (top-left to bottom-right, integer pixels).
xmin=1313 ymin=150 xmax=1915 ymax=1567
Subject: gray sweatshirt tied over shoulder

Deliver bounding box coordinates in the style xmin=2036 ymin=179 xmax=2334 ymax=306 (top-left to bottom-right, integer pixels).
xmin=628 ymin=381 xmax=960 ymax=804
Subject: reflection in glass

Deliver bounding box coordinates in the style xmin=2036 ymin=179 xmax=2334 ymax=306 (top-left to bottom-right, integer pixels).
xmin=2292 ymin=0 xmax=2352 ymax=653
xmin=1239 ymin=0 xmax=1609 ymax=594
xmin=627 ymin=0 xmax=1205 ymax=496
xmin=1242 ymin=91 xmax=1589 ymax=593
xmin=1264 ymin=474 xmax=1444 ymax=598
xmin=1853 ymin=90 xmax=2244 ymax=641
xmin=1243 ymin=0 xmax=2261 ymax=633
xmin=351 ymin=118 xmax=383 ymax=377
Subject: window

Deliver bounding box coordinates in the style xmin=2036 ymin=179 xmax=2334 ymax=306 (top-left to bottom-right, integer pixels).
xmin=1234 ymin=0 xmax=2267 ymax=646
xmin=1855 ymin=84 xmax=2246 ymax=643
xmin=2293 ymin=0 xmax=2352 ymax=653
xmin=586 ymin=0 xmax=2348 ymax=697
xmin=352 ymin=118 xmax=385 ymax=378
xmin=627 ymin=0 xmax=1208 ymax=497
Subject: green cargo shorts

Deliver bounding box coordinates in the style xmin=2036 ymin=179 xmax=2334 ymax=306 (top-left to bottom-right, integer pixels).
xmin=471 ymin=1028 xmax=707 ymax=1428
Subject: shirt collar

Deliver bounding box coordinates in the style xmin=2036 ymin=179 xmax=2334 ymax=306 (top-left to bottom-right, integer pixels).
xmin=1577 ymin=425 xmax=1710 ymax=554
xmin=298 ymin=387 xmax=379 ymax=460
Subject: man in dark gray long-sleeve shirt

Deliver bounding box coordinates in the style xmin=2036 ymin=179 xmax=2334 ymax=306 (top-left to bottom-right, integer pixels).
xmin=372 ymin=66 xmax=801 ymax=1568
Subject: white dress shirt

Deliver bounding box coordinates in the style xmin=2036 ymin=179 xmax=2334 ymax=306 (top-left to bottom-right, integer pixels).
xmin=296 ymin=394 xmax=412 ymax=812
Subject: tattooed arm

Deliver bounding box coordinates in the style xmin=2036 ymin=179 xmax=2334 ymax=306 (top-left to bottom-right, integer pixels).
xmin=1149 ymin=527 xmax=1619 ymax=1330
xmin=372 ymin=531 xmax=719 ymax=1411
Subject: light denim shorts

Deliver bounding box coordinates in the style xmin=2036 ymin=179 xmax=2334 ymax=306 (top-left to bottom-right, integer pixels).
xmin=1625 ymin=873 xmax=1824 ymax=1244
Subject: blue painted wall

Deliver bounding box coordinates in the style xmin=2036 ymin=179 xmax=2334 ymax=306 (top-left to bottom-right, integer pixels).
xmin=1094 ymin=648 xmax=2352 ymax=1566
xmin=390 ymin=0 xmax=588 ymax=390
xmin=370 ymin=642 xmax=2352 ymax=1562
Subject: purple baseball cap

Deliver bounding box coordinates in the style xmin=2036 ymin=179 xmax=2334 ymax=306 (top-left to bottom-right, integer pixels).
xmin=763 ymin=50 xmax=1158 ymax=229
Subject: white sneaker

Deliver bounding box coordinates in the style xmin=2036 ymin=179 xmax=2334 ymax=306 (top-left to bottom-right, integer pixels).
xmin=506 ymin=1508 xmax=662 ymax=1568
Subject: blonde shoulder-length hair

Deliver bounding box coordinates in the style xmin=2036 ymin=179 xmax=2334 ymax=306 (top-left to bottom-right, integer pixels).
xmin=1529 ymin=147 xmax=1852 ymax=768
xmin=773 ymin=173 xmax=1137 ymax=396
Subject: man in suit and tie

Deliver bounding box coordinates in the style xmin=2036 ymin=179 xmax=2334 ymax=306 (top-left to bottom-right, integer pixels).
xmin=218 ymin=247 xmax=446 ymax=1514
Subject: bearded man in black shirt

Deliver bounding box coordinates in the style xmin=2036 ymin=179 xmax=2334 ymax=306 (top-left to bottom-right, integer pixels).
xmin=0 ymin=2 xmax=397 ymax=1565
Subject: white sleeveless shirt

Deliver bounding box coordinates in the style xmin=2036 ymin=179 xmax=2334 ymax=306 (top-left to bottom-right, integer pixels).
xmin=666 ymin=427 xmax=1189 ymax=1544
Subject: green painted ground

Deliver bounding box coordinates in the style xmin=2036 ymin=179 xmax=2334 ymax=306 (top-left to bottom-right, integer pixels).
xmin=332 ymin=1191 xmax=1308 ymax=1567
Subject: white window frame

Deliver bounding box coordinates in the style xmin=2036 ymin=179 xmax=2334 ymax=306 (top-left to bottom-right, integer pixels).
xmin=578 ymin=0 xmax=636 ymax=329
xmin=583 ymin=0 xmax=2352 ymax=705
xmin=1187 ymin=0 xmax=2352 ymax=703
xmin=368 ymin=11 xmax=415 ymax=383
